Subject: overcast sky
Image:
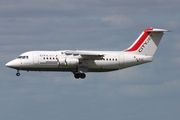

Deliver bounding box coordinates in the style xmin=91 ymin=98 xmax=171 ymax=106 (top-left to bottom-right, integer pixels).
xmin=0 ymin=0 xmax=180 ymax=120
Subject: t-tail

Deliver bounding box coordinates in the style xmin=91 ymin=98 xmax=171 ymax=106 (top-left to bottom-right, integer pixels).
xmin=125 ymin=27 xmax=168 ymax=56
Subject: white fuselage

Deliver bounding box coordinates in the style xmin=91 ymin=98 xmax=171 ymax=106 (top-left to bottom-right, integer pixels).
xmin=6 ymin=50 xmax=153 ymax=73
xmin=5 ymin=28 xmax=168 ymax=78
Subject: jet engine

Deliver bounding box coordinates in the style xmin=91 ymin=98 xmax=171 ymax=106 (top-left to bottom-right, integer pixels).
xmin=58 ymin=58 xmax=79 ymax=66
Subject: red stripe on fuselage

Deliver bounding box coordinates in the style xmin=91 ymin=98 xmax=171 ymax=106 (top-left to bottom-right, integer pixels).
xmin=126 ymin=28 xmax=153 ymax=52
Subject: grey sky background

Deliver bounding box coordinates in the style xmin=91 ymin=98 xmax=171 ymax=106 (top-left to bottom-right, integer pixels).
xmin=0 ymin=0 xmax=180 ymax=120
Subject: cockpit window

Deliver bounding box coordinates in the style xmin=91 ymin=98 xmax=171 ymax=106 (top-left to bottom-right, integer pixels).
xmin=17 ymin=56 xmax=29 ymax=59
xmin=17 ymin=56 xmax=22 ymax=59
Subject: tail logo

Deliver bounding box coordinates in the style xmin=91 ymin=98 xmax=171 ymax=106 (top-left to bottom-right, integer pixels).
xmin=138 ymin=36 xmax=151 ymax=52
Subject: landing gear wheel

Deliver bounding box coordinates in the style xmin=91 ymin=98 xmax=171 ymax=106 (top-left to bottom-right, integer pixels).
xmin=74 ymin=73 xmax=86 ymax=79
xmin=16 ymin=72 xmax=20 ymax=76
xmin=16 ymin=70 xmax=20 ymax=76
xmin=74 ymin=74 xmax=80 ymax=79
xmin=80 ymin=73 xmax=86 ymax=79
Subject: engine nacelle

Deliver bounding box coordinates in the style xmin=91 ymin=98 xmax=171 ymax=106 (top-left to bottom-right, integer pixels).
xmin=58 ymin=58 xmax=79 ymax=66
xmin=66 ymin=58 xmax=79 ymax=66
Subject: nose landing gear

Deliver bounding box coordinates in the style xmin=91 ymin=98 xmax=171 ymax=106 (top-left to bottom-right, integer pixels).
xmin=16 ymin=70 xmax=20 ymax=76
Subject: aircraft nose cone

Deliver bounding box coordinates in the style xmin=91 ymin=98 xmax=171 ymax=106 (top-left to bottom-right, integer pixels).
xmin=5 ymin=61 xmax=14 ymax=68
xmin=5 ymin=59 xmax=20 ymax=68
xmin=5 ymin=62 xmax=11 ymax=67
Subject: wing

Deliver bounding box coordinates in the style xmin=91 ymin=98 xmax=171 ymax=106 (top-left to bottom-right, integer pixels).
xmin=64 ymin=50 xmax=104 ymax=59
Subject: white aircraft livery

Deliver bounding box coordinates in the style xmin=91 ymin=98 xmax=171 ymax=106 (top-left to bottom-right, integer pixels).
xmin=6 ymin=28 xmax=168 ymax=79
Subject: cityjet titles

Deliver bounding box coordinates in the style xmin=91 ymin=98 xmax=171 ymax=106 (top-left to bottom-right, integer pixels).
xmin=139 ymin=37 xmax=151 ymax=52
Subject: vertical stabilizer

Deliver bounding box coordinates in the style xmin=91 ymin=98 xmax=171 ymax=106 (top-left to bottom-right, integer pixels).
xmin=125 ymin=28 xmax=168 ymax=56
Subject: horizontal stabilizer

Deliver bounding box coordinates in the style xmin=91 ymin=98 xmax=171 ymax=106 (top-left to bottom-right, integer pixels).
xmin=145 ymin=28 xmax=169 ymax=32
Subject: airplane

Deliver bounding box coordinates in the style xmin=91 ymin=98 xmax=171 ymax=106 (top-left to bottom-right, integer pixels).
xmin=5 ymin=28 xmax=168 ymax=79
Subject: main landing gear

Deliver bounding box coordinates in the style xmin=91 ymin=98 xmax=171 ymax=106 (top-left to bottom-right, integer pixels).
xmin=16 ymin=70 xmax=20 ymax=76
xmin=74 ymin=66 xmax=87 ymax=79
xmin=74 ymin=73 xmax=86 ymax=79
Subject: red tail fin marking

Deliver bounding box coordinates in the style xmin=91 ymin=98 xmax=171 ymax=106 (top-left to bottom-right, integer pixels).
xmin=126 ymin=28 xmax=153 ymax=52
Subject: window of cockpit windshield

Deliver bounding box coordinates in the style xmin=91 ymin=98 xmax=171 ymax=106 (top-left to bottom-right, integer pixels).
xmin=17 ymin=56 xmax=22 ymax=59
xmin=17 ymin=56 xmax=29 ymax=59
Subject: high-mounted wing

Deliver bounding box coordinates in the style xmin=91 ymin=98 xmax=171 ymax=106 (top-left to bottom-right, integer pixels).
xmin=64 ymin=50 xmax=104 ymax=59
